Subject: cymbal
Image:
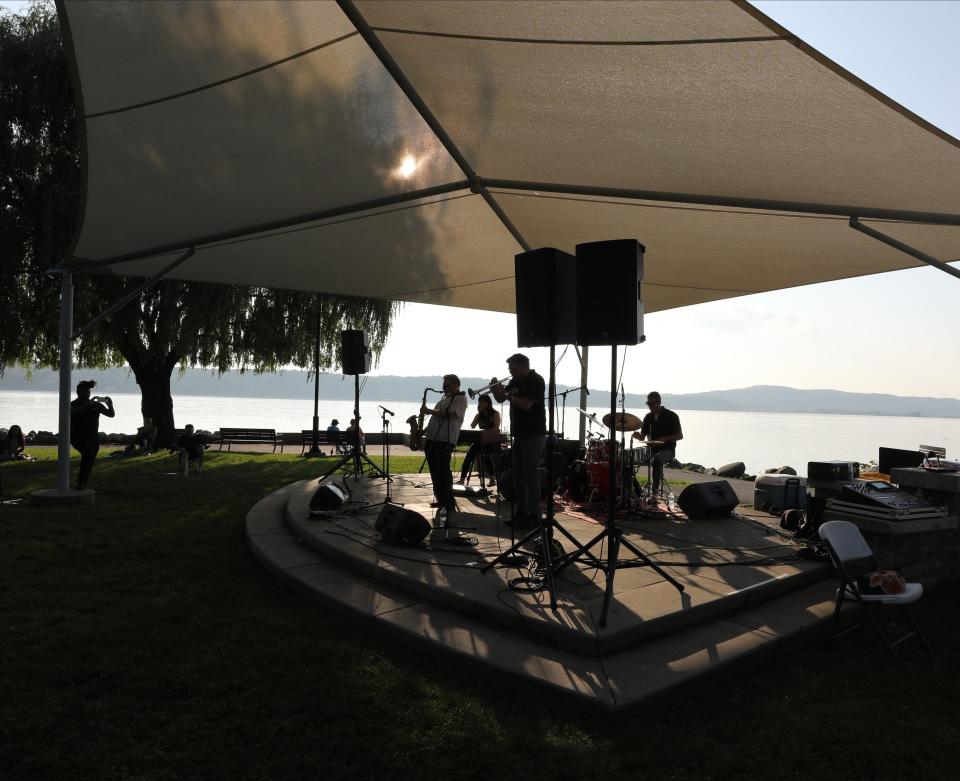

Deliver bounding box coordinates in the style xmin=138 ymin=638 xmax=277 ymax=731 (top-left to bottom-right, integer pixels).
xmin=602 ymin=411 xmax=642 ymax=431
xmin=575 ymin=408 xmax=602 ymax=426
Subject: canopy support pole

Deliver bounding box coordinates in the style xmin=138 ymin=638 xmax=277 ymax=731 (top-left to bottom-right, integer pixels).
xmin=575 ymin=345 xmax=589 ymax=445
xmin=848 ymin=218 xmax=960 ymax=281
xmin=337 ymin=0 xmax=531 ymax=252
xmin=56 ymin=271 xmax=74 ymax=492
xmin=72 ymin=248 xmax=195 ymax=339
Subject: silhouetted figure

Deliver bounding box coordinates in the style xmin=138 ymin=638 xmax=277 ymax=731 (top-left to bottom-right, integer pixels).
xmin=136 ymin=416 xmax=157 ymax=454
xmin=70 ymin=380 xmax=115 ymax=490
xmin=0 ymin=425 xmax=27 ymax=461
xmin=173 ymin=424 xmax=206 ymax=475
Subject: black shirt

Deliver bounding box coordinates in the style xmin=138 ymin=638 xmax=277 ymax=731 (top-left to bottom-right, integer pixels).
xmin=177 ymin=432 xmax=205 ymax=458
xmin=71 ymin=399 xmax=107 ymax=440
xmin=509 ymin=370 xmax=546 ymax=437
xmin=639 ymin=407 xmax=682 ymax=452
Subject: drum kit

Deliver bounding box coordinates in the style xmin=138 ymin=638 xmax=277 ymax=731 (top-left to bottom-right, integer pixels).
xmin=575 ymin=407 xmax=661 ymax=509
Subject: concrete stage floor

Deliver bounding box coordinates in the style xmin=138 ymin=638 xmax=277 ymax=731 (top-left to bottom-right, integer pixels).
xmin=247 ymin=472 xmax=839 ymax=713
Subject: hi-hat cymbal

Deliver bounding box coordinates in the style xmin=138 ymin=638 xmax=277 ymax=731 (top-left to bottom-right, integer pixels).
xmin=602 ymin=411 xmax=642 ymax=431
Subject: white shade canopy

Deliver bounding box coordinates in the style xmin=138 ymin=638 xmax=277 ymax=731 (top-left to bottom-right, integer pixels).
xmin=59 ymin=0 xmax=960 ymax=313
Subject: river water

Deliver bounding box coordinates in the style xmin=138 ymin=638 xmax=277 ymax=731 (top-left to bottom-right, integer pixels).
xmin=3 ymin=389 xmax=958 ymax=476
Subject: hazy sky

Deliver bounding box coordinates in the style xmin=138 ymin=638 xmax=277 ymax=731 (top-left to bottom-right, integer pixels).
xmin=5 ymin=1 xmax=958 ymax=398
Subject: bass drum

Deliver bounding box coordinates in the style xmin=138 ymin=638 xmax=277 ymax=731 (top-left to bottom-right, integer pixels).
xmin=497 ymin=467 xmax=550 ymax=501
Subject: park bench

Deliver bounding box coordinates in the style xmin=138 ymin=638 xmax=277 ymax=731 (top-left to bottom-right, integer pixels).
xmin=218 ymin=427 xmax=283 ymax=452
xmin=298 ymin=429 xmax=350 ymax=456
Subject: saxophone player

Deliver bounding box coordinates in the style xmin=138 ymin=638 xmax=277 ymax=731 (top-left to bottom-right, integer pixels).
xmin=420 ymin=374 xmax=468 ymax=522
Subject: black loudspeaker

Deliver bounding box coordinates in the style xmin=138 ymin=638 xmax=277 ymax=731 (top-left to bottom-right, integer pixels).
xmin=340 ymin=330 xmax=370 ymax=375
xmin=514 ymin=247 xmax=578 ymax=347
xmin=375 ymin=503 xmax=431 ymax=545
xmin=575 ymin=239 xmax=644 ymax=346
xmin=310 ymin=483 xmax=346 ymax=511
xmin=677 ymin=481 xmax=739 ymax=519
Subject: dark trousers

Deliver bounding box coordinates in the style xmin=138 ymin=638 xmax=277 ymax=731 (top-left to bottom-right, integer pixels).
xmin=460 ymin=442 xmax=498 ymax=482
xmin=651 ymin=448 xmax=675 ymax=493
xmin=71 ymin=436 xmax=100 ymax=489
xmin=425 ymin=439 xmax=455 ymax=511
xmin=513 ymin=433 xmax=544 ymax=517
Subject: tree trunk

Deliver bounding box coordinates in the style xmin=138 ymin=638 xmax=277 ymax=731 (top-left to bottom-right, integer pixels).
xmin=133 ymin=364 xmax=176 ymax=447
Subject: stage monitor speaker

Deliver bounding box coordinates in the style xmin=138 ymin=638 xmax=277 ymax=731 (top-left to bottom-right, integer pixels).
xmin=514 ymin=247 xmax=578 ymax=347
xmin=310 ymin=483 xmax=346 ymax=511
xmin=575 ymin=239 xmax=644 ymax=346
xmin=375 ymin=503 xmax=431 ymax=546
xmin=341 ymin=329 xmax=371 ymax=374
xmin=677 ymin=480 xmax=738 ymax=519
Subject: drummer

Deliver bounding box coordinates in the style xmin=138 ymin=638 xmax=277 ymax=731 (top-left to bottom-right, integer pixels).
xmin=632 ymin=391 xmax=683 ymax=494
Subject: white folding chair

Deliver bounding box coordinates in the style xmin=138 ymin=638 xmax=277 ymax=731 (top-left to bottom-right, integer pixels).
xmin=819 ymin=520 xmax=931 ymax=667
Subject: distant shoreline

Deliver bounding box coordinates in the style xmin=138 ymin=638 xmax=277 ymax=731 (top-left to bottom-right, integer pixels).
xmin=2 ymin=387 xmax=958 ymax=422
xmin=2 ymin=366 xmax=959 ymax=419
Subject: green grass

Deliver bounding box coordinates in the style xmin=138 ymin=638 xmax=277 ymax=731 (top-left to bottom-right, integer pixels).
xmin=1 ymin=450 xmax=958 ymax=779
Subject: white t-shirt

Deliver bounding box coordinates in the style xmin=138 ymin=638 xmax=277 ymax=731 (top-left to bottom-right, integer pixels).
xmin=424 ymin=392 xmax=468 ymax=446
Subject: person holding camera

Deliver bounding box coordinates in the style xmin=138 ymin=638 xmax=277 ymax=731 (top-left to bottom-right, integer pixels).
xmin=70 ymin=380 xmax=115 ymax=490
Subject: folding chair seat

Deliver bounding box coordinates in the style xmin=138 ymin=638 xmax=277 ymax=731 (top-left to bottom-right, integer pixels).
xmin=819 ymin=520 xmax=931 ymax=667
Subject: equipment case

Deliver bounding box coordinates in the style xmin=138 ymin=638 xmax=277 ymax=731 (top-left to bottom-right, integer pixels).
xmin=754 ymin=474 xmax=807 ymax=512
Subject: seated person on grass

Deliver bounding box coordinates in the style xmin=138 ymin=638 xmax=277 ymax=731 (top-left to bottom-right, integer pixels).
xmin=136 ymin=416 xmax=158 ymax=454
xmin=0 ymin=425 xmax=28 ymax=461
xmin=173 ymin=424 xmax=207 ymax=475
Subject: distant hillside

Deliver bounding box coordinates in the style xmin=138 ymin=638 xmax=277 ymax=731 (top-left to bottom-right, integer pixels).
xmin=667 ymin=385 xmax=960 ymax=418
xmin=3 ymin=367 xmax=959 ymax=418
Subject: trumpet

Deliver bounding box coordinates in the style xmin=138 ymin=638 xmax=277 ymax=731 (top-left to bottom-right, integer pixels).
xmin=468 ymin=378 xmax=508 ymax=400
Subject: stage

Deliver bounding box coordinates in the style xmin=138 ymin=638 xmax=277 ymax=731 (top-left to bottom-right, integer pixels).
xmin=247 ymin=472 xmax=839 ymax=712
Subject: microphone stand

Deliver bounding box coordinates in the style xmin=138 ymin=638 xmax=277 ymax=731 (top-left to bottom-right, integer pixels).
xmin=556 ymin=385 xmax=586 ymax=441
xmin=365 ymin=405 xmax=396 ymax=509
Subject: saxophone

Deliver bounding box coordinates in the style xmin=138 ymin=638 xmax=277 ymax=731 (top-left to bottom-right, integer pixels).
xmin=407 ymin=387 xmax=439 ymax=451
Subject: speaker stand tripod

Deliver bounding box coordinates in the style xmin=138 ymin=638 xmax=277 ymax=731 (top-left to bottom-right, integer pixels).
xmin=321 ymin=373 xmax=386 ymax=483
xmin=481 ymin=345 xmax=586 ymax=611
xmin=553 ymin=345 xmax=685 ymax=626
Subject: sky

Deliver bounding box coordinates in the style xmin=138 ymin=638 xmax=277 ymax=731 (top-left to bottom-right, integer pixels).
xmin=4 ymin=0 xmax=959 ymax=399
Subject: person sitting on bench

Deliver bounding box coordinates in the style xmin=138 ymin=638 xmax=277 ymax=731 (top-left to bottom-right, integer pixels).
xmin=173 ymin=424 xmax=207 ymax=475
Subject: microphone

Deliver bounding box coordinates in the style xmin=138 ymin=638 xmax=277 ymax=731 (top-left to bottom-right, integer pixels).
xmin=378 ymin=405 xmax=394 ymax=416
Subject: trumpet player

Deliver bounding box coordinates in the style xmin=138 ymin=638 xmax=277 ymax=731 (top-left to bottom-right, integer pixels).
xmin=421 ymin=374 xmax=468 ymax=521
xmin=491 ymin=353 xmax=545 ymax=527
xmin=70 ymin=379 xmax=116 ymax=491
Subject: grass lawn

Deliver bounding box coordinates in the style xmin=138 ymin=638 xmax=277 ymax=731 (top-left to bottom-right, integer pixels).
xmin=1 ymin=449 xmax=957 ymax=779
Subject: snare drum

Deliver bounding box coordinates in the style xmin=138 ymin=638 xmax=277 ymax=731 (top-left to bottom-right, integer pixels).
xmin=624 ymin=446 xmax=651 ymax=468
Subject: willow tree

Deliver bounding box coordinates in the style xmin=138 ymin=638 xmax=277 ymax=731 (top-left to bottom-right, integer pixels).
xmin=1 ymin=2 xmax=397 ymax=444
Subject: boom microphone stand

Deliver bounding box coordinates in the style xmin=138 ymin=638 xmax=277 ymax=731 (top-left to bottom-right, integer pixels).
xmin=553 ymin=345 xmax=684 ymax=627
xmin=481 ymin=345 xmax=588 ymax=611
xmin=557 ymin=385 xmax=586 ymax=441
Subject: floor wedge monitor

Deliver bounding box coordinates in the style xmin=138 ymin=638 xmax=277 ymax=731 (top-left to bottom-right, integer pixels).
xmin=575 ymin=239 xmax=644 ymax=346
xmin=677 ymin=480 xmax=739 ymax=519
xmin=310 ymin=483 xmax=346 ymax=511
xmin=375 ymin=503 xmax=431 ymax=546
xmin=514 ymin=247 xmax=578 ymax=347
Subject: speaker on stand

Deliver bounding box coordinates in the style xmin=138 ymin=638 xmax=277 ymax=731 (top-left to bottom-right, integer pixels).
xmin=553 ymin=238 xmax=685 ymax=628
